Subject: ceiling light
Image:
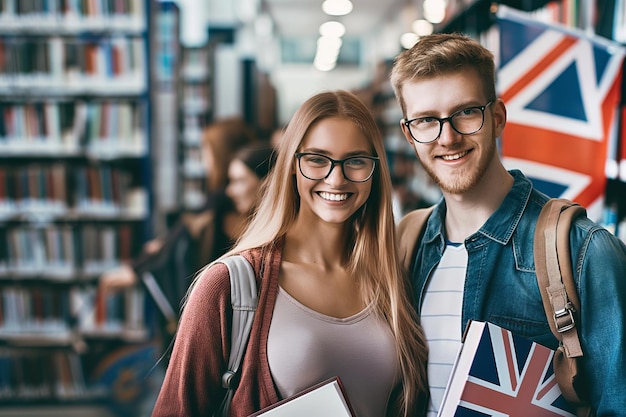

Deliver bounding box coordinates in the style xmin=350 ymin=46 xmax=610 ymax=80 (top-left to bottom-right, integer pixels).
xmin=319 ymin=21 xmax=346 ymax=37
xmin=317 ymin=35 xmax=343 ymax=53
xmin=423 ymin=0 xmax=446 ymax=24
xmin=314 ymin=35 xmax=342 ymax=72
xmin=322 ymin=0 xmax=353 ymax=16
xmin=314 ymin=57 xmax=337 ymax=71
xmin=412 ymin=19 xmax=433 ymax=36
xmin=400 ymin=32 xmax=419 ymax=49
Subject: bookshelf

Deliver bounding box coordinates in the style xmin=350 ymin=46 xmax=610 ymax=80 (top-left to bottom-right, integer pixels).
xmin=179 ymin=44 xmax=212 ymax=210
xmin=150 ymin=2 xmax=213 ymax=217
xmin=0 ymin=0 xmax=155 ymax=415
xmin=152 ymin=8 xmax=275 ymax=216
xmin=150 ymin=0 xmax=181 ymax=234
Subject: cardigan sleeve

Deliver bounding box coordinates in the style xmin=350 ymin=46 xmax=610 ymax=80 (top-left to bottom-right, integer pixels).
xmin=151 ymin=262 xmax=231 ymax=417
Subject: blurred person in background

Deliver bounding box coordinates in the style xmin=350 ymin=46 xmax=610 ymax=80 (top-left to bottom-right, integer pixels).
xmin=226 ymin=144 xmax=276 ymax=217
xmin=99 ymin=117 xmax=260 ymax=333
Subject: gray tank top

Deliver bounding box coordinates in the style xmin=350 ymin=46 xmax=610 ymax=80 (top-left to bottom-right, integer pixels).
xmin=267 ymin=286 xmax=399 ymax=417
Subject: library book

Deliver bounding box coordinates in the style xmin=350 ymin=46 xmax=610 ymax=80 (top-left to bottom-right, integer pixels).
xmin=248 ymin=377 xmax=355 ymax=417
xmin=438 ymin=320 xmax=576 ymax=417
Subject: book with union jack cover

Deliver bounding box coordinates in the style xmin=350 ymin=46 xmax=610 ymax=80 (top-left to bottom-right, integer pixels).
xmin=438 ymin=321 xmax=576 ymax=417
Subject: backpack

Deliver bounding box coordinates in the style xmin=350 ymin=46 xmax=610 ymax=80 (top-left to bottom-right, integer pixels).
xmin=216 ymin=255 xmax=258 ymax=417
xmin=396 ymin=198 xmax=591 ymax=417
xmin=143 ymin=255 xmax=258 ymax=417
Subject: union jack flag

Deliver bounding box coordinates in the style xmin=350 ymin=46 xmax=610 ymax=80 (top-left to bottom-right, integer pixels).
xmin=496 ymin=6 xmax=625 ymax=220
xmin=438 ymin=321 xmax=575 ymax=417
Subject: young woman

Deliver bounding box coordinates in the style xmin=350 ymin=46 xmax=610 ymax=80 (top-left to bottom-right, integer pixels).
xmin=151 ymin=90 xmax=429 ymax=417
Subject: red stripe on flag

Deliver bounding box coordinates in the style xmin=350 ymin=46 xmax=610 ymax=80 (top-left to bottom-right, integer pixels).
xmin=502 ymin=124 xmax=605 ymax=175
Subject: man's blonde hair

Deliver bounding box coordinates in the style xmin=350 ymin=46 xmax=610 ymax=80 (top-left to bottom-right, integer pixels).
xmin=390 ymin=33 xmax=497 ymax=117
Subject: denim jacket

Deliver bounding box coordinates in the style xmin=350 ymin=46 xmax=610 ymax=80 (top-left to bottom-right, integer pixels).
xmin=408 ymin=170 xmax=626 ymax=415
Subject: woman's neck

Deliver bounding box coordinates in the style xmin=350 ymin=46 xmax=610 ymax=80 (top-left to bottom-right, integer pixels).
xmin=284 ymin=217 xmax=349 ymax=269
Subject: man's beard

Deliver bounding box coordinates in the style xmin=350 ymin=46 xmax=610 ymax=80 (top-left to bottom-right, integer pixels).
xmin=419 ymin=139 xmax=496 ymax=195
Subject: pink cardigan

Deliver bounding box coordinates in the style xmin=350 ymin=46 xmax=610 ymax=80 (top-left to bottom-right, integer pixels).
xmin=151 ymin=240 xmax=284 ymax=417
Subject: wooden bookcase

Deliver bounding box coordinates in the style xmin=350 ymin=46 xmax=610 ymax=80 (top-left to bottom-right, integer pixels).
xmin=0 ymin=1 xmax=157 ymax=415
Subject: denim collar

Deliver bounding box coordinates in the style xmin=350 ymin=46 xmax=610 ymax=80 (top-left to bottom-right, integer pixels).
xmin=423 ymin=169 xmax=533 ymax=246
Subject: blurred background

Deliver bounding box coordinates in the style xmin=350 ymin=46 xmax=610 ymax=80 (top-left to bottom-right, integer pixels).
xmin=0 ymin=0 xmax=625 ymax=416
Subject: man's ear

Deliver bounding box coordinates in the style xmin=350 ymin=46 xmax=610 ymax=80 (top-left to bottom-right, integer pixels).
xmin=492 ymin=99 xmax=507 ymax=137
xmin=400 ymin=120 xmax=414 ymax=145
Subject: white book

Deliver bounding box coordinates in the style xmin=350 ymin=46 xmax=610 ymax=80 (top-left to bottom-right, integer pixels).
xmin=249 ymin=377 xmax=356 ymax=417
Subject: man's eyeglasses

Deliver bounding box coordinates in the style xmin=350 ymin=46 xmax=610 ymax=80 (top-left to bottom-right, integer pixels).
xmin=403 ymin=101 xmax=494 ymax=144
xmin=294 ymin=153 xmax=378 ymax=183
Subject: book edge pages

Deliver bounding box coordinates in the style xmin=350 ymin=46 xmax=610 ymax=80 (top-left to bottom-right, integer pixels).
xmin=437 ymin=320 xmax=487 ymax=417
xmin=248 ymin=376 xmax=356 ymax=417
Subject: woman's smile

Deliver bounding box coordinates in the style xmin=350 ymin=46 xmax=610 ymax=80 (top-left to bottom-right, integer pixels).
xmin=318 ymin=191 xmax=351 ymax=202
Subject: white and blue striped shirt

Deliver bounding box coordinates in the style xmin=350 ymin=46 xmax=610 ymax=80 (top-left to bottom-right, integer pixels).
xmin=420 ymin=242 xmax=467 ymax=417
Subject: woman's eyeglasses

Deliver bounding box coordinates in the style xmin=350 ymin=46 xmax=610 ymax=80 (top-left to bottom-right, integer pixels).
xmin=294 ymin=153 xmax=378 ymax=183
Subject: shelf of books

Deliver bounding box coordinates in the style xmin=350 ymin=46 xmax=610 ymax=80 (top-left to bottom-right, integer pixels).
xmin=0 ymin=1 xmax=156 ymax=414
xmin=179 ymin=44 xmax=212 ymax=210
xmin=150 ymin=2 xmax=214 ymax=214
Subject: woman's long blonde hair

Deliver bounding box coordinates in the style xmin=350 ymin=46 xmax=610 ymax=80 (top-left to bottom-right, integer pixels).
xmin=210 ymin=90 xmax=428 ymax=415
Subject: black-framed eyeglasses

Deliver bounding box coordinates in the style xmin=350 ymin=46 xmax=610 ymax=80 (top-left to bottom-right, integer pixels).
xmin=403 ymin=101 xmax=494 ymax=144
xmin=294 ymin=152 xmax=378 ymax=183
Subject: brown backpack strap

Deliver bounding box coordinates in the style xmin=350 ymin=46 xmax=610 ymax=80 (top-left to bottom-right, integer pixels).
xmin=534 ymin=198 xmax=590 ymax=413
xmin=534 ymin=198 xmax=586 ymax=355
xmin=397 ymin=206 xmax=435 ymax=271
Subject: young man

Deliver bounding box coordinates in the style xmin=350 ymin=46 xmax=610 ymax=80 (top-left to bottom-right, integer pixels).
xmin=390 ymin=33 xmax=626 ymax=416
